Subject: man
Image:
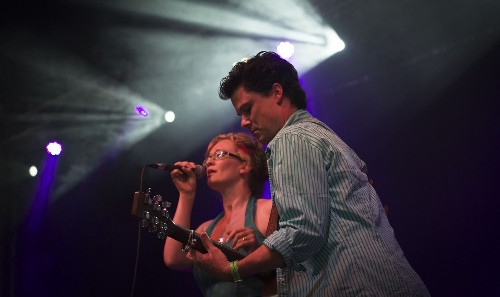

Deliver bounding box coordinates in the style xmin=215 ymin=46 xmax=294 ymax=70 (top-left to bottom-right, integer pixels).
xmin=191 ymin=51 xmax=430 ymax=296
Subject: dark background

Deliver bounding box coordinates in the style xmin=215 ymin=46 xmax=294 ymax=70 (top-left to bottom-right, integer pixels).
xmin=1 ymin=0 xmax=499 ymax=296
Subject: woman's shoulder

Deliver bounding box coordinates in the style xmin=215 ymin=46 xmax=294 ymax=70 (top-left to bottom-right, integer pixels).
xmin=196 ymin=219 xmax=214 ymax=233
xmin=254 ymin=198 xmax=273 ymax=235
xmin=255 ymin=198 xmax=272 ymax=214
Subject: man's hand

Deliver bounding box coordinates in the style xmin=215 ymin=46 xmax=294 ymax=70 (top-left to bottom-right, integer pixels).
xmin=187 ymin=232 xmax=233 ymax=281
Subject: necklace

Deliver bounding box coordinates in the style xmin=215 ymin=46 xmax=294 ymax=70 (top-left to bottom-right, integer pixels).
xmin=213 ymin=215 xmax=229 ymax=243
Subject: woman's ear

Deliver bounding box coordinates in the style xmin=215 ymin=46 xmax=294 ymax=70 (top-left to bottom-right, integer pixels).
xmin=239 ymin=162 xmax=252 ymax=175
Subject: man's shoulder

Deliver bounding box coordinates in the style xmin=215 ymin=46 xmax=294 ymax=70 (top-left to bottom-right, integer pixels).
xmin=269 ymin=111 xmax=330 ymax=147
xmin=281 ymin=119 xmax=331 ymax=139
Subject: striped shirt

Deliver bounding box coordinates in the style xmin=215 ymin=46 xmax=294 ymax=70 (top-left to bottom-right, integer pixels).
xmin=263 ymin=110 xmax=430 ymax=296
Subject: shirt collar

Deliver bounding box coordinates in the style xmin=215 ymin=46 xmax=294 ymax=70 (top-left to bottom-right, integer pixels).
xmin=268 ymin=109 xmax=311 ymax=149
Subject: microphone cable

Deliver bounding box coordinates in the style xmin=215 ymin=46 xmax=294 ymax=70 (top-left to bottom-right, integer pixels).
xmin=130 ymin=165 xmax=147 ymax=297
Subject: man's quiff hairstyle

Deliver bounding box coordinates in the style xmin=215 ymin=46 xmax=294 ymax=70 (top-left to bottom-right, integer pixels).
xmin=219 ymin=51 xmax=307 ymax=109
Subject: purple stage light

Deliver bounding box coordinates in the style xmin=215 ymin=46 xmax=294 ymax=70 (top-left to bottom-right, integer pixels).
xmin=135 ymin=105 xmax=149 ymax=117
xmin=46 ymin=141 xmax=62 ymax=156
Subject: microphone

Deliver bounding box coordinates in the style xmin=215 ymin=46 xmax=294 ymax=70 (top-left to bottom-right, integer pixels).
xmin=146 ymin=163 xmax=206 ymax=179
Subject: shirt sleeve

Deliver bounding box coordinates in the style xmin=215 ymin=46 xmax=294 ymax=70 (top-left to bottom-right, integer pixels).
xmin=263 ymin=131 xmax=330 ymax=270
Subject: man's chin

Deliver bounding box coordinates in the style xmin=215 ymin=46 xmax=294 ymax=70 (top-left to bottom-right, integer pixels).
xmin=251 ymin=130 xmax=269 ymax=144
xmin=256 ymin=134 xmax=270 ymax=145
xmin=251 ymin=132 xmax=260 ymax=141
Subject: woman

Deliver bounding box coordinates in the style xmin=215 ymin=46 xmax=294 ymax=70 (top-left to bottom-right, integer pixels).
xmin=163 ymin=132 xmax=274 ymax=297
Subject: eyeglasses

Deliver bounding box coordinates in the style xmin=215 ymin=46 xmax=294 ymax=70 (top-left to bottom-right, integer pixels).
xmin=202 ymin=149 xmax=244 ymax=167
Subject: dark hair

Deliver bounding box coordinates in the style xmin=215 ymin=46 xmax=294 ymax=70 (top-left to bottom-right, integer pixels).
xmin=206 ymin=133 xmax=268 ymax=197
xmin=219 ymin=51 xmax=307 ymax=109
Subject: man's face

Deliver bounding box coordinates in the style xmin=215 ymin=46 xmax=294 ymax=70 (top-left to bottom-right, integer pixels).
xmin=230 ymin=85 xmax=281 ymax=145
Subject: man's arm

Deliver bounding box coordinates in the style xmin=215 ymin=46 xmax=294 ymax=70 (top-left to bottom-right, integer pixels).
xmin=238 ymin=241 xmax=285 ymax=277
xmin=191 ymin=232 xmax=285 ymax=281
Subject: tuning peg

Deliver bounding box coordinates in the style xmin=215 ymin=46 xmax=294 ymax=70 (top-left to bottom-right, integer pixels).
xmin=148 ymin=216 xmax=159 ymax=233
xmin=153 ymin=203 xmax=160 ymax=212
xmin=152 ymin=195 xmax=163 ymax=212
xmin=157 ymin=224 xmax=167 ymax=239
xmin=145 ymin=188 xmax=153 ymax=205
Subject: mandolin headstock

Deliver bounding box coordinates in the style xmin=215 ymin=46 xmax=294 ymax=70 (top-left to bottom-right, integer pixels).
xmin=131 ymin=188 xmax=246 ymax=260
xmin=131 ymin=188 xmax=173 ymax=239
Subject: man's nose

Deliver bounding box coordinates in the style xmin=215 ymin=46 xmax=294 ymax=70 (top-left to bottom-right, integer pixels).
xmin=241 ymin=116 xmax=251 ymax=128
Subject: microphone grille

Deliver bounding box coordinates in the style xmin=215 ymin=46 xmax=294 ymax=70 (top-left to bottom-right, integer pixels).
xmin=194 ymin=165 xmax=206 ymax=179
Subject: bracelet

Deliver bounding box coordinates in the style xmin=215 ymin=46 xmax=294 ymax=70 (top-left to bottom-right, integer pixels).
xmin=229 ymin=261 xmax=242 ymax=283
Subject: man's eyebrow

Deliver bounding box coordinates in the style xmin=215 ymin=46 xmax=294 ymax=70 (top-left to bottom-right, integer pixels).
xmin=235 ymin=105 xmax=243 ymax=116
xmin=239 ymin=103 xmax=250 ymax=113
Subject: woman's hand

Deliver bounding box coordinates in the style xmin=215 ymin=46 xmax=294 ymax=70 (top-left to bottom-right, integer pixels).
xmin=227 ymin=228 xmax=260 ymax=252
xmin=170 ymin=161 xmax=197 ymax=195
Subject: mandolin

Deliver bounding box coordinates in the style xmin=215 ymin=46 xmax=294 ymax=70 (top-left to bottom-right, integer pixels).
xmin=131 ymin=189 xmax=245 ymax=261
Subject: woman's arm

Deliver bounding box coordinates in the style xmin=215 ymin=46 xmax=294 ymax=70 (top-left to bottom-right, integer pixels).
xmin=163 ymin=162 xmax=200 ymax=270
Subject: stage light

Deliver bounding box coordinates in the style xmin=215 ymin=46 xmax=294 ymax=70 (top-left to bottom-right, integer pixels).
xmin=46 ymin=141 xmax=62 ymax=156
xmin=135 ymin=105 xmax=150 ymax=117
xmin=164 ymin=111 xmax=175 ymax=123
xmin=277 ymin=42 xmax=295 ymax=60
xmin=29 ymin=166 xmax=38 ymax=177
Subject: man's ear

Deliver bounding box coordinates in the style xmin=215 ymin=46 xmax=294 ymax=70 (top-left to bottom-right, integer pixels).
xmin=271 ymin=83 xmax=284 ymax=104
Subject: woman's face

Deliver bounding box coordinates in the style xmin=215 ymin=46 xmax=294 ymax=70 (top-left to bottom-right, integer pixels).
xmin=205 ymin=139 xmax=247 ymax=191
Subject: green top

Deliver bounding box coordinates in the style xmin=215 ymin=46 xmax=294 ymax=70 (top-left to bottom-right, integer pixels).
xmin=193 ymin=196 xmax=266 ymax=297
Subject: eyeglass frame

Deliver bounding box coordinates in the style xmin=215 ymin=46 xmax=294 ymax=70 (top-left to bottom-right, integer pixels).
xmin=202 ymin=149 xmax=245 ymax=167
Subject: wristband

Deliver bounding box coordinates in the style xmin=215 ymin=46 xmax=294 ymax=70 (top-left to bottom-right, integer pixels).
xmin=229 ymin=261 xmax=242 ymax=283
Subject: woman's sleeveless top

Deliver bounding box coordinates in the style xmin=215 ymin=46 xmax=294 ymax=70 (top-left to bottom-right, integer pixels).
xmin=193 ymin=196 xmax=266 ymax=297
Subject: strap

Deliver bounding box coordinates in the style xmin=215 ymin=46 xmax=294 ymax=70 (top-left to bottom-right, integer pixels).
xmin=265 ymin=204 xmax=279 ymax=237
